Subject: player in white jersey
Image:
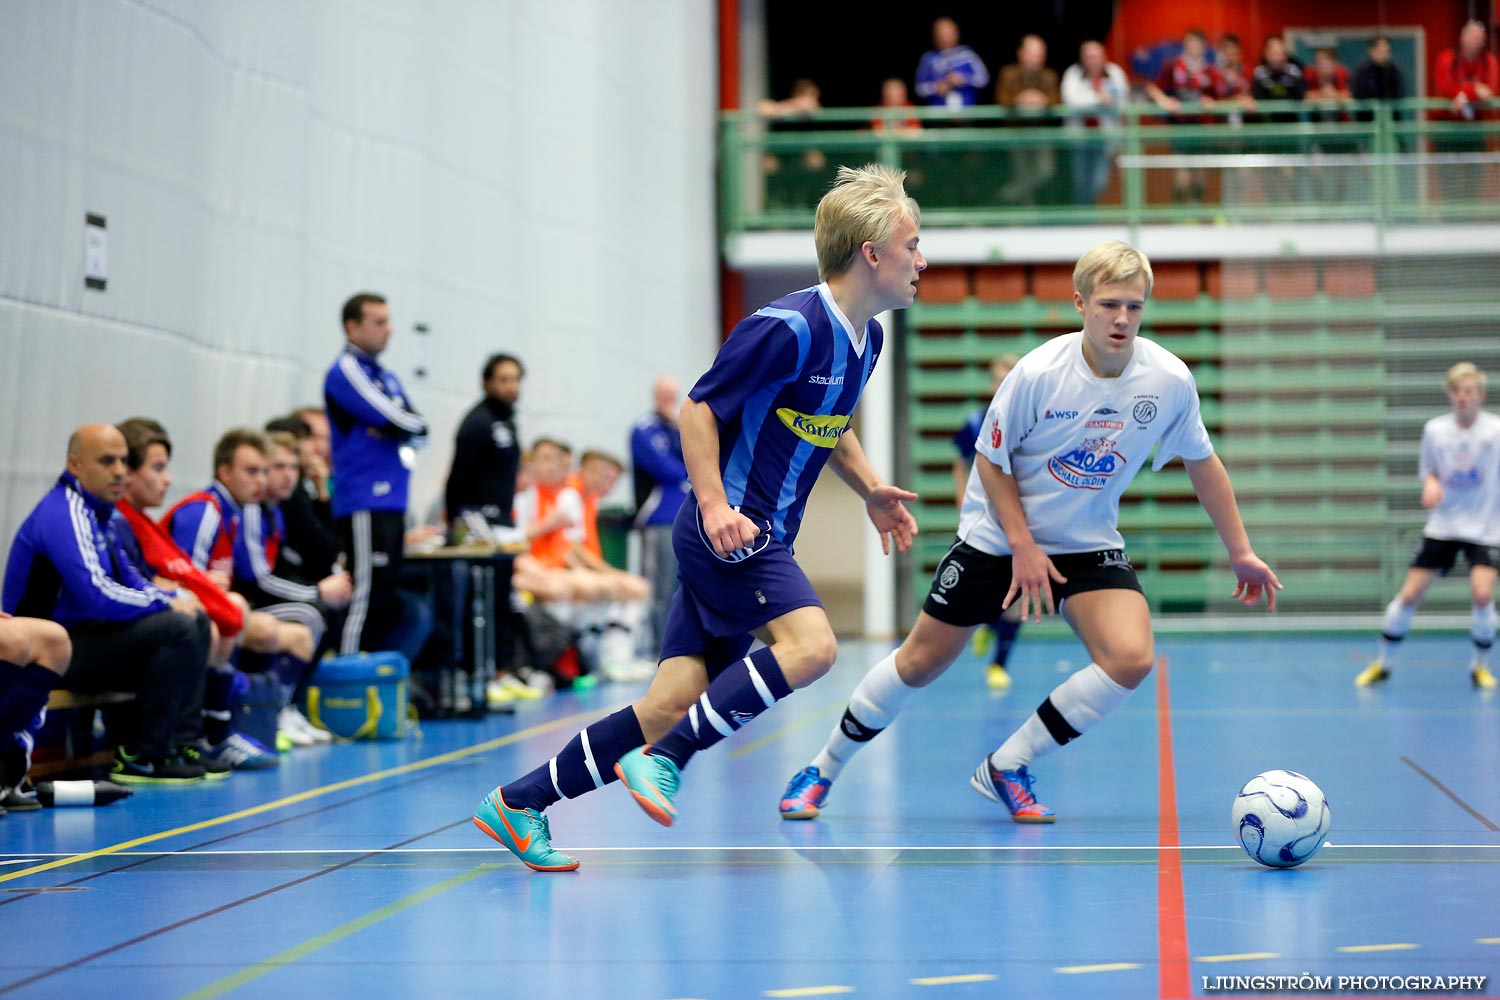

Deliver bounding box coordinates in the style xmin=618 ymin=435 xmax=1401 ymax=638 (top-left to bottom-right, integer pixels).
xmin=1357 ymin=363 xmax=1500 ymax=690
xmin=779 ymin=240 xmax=1281 ymax=823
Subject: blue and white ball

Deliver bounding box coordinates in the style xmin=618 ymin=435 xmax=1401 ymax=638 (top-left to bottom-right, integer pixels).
xmin=1232 ymin=770 xmax=1331 ymax=868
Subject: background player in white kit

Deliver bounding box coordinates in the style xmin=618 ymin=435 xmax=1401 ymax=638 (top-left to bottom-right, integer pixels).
xmin=1357 ymin=362 xmax=1500 ymax=690
xmin=779 ymin=240 xmax=1281 ymax=823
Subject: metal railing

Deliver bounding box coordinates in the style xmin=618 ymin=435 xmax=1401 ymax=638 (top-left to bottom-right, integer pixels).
xmin=720 ymin=99 xmax=1500 ymax=236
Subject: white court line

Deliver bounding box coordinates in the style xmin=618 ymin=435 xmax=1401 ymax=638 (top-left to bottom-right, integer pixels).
xmin=0 ymin=859 xmax=42 ymax=867
xmin=1 ymin=843 xmax=1495 ymax=858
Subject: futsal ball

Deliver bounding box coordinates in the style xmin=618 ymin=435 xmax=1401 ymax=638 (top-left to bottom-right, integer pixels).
xmin=1231 ymin=770 xmax=1331 ymax=868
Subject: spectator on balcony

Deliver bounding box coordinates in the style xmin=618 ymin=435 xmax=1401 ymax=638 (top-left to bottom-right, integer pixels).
xmin=1433 ymin=21 xmax=1498 ymax=200
xmin=758 ymin=79 xmax=828 ymax=211
xmin=1305 ymin=47 xmax=1352 ymax=111
xmin=1305 ymin=46 xmax=1361 ymax=203
xmin=916 ymin=17 xmax=990 ymax=110
xmin=1061 ymin=40 xmax=1129 ymax=204
xmin=1147 ymin=29 xmax=1225 ymax=112
xmin=997 ymin=34 xmax=1059 ymax=111
xmin=870 ymin=77 xmax=921 ymax=134
xmin=1214 ymin=33 xmax=1257 ymax=122
xmin=996 ymin=34 xmax=1061 ymax=205
xmin=1250 ymin=36 xmax=1307 ymax=106
xmin=1435 ymin=20 xmax=1498 ymax=121
xmin=1351 ymin=35 xmax=1407 ymax=104
xmin=1145 ymin=29 xmax=1227 ymax=202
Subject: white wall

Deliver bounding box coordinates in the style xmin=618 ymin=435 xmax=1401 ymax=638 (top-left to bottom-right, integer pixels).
xmin=0 ymin=0 xmax=718 ymax=566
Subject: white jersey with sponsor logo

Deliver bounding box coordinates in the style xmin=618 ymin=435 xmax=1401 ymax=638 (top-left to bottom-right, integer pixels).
xmin=958 ymin=331 xmax=1214 ymax=555
xmin=1419 ymin=410 xmax=1500 ymax=546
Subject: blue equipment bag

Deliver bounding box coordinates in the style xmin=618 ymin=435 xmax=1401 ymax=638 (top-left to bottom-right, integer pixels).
xmin=305 ymin=652 xmax=411 ymax=740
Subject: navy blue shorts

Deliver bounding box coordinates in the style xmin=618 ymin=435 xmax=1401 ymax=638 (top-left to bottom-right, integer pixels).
xmin=658 ymin=499 xmax=822 ymax=675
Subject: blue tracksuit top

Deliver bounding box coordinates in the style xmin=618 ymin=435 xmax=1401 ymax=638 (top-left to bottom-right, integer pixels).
xmin=2 ymin=472 xmax=175 ymax=626
xmin=323 ymin=343 xmax=428 ymax=518
xmin=630 ymin=413 xmax=690 ymax=528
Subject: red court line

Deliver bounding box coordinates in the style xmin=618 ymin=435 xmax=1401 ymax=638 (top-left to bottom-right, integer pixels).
xmin=1156 ymin=654 xmax=1192 ymax=1000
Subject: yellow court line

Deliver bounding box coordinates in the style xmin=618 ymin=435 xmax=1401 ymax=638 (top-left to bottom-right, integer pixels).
xmin=1195 ymin=952 xmax=1280 ymax=963
xmin=0 ymin=705 xmax=621 ymax=886
xmin=911 ymin=973 xmax=998 ymax=986
xmin=178 ymin=863 xmax=501 ymax=1000
xmin=1478 ymin=938 xmax=1500 ymax=944
xmin=1054 ymin=963 xmax=1143 ymax=974
xmin=731 ymin=699 xmax=845 ymax=758
xmin=1336 ymin=943 xmax=1419 ymax=953
xmin=763 ymin=988 xmax=855 ymax=998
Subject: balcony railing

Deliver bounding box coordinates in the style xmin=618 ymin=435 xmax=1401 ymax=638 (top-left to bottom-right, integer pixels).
xmin=720 ymin=99 xmax=1500 ymax=236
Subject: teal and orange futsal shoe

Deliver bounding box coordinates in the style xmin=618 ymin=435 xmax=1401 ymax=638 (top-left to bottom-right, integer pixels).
xmin=970 ymin=760 xmax=1056 ymax=823
xmin=778 ymin=765 xmax=832 ymax=820
xmin=473 ymin=788 xmax=580 ymax=872
xmin=614 ymin=746 xmax=681 ymax=826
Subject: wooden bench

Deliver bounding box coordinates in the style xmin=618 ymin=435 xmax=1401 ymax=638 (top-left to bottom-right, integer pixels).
xmin=32 ymin=690 xmax=137 ymax=779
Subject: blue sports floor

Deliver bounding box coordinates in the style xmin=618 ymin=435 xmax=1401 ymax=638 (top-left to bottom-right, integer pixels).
xmin=1 ymin=634 xmax=1498 ymax=999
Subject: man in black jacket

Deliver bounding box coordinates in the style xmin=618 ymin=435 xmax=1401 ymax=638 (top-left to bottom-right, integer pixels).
xmin=445 ymin=354 xmax=523 ymax=530
xmin=444 ymin=354 xmax=526 ymax=691
xmin=1351 ymin=35 xmax=1406 ymax=102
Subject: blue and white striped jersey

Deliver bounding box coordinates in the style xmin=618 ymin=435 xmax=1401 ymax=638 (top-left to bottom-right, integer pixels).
xmin=689 ymin=283 xmax=883 ymax=548
xmin=324 ymin=344 xmax=427 ymax=518
xmin=2 ymin=473 xmax=176 ymax=626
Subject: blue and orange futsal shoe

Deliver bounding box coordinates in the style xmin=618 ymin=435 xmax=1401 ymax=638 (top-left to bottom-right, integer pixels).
xmin=970 ymin=760 xmax=1056 ymax=823
xmin=778 ymin=765 xmax=832 ymax=820
xmin=473 ymin=788 xmax=580 ymax=872
xmin=613 ymin=746 xmax=681 ymax=826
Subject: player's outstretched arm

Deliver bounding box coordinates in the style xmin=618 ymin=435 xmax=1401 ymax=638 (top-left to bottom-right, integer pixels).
xmin=829 ymin=430 xmax=918 ymax=555
xmin=1184 ymin=454 xmax=1282 ymax=611
xmin=680 ymin=397 xmax=762 ymax=557
xmin=975 ymin=454 xmax=1067 ymax=622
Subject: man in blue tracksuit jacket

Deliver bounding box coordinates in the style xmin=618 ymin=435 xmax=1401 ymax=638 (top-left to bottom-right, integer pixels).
xmin=323 ymin=293 xmax=429 ymax=655
xmin=2 ymin=424 xmax=212 ymax=782
xmin=630 ymin=376 xmax=690 ymax=647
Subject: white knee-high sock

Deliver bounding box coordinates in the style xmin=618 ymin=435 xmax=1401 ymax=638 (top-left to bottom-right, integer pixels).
xmin=989 ymin=662 xmax=1130 ymax=772
xmin=1377 ymin=596 xmax=1416 ymax=666
xmin=810 ymin=651 xmax=917 ymax=781
xmin=1472 ymin=602 xmax=1496 ymax=669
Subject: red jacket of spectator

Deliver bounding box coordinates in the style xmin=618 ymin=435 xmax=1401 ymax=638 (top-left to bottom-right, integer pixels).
xmin=1304 ymin=64 xmax=1350 ymax=94
xmin=1434 ymin=48 xmax=1500 ymax=101
xmin=1156 ymin=57 xmax=1226 ymax=103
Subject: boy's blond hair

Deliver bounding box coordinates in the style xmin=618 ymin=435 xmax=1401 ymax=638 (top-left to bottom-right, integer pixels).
xmin=1073 ymin=240 xmax=1155 ymax=301
xmin=814 ymin=164 xmax=920 ymax=280
xmin=1446 ymin=361 xmax=1487 ymax=392
xmin=265 ymin=431 xmax=299 ymax=457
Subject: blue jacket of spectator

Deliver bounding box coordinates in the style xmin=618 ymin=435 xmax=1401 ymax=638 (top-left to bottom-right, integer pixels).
xmin=630 ymin=412 xmax=689 ymax=528
xmin=916 ymin=45 xmax=991 ymax=107
xmin=2 ymin=472 xmax=175 ymax=626
xmin=323 ymin=344 xmax=427 ymax=518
